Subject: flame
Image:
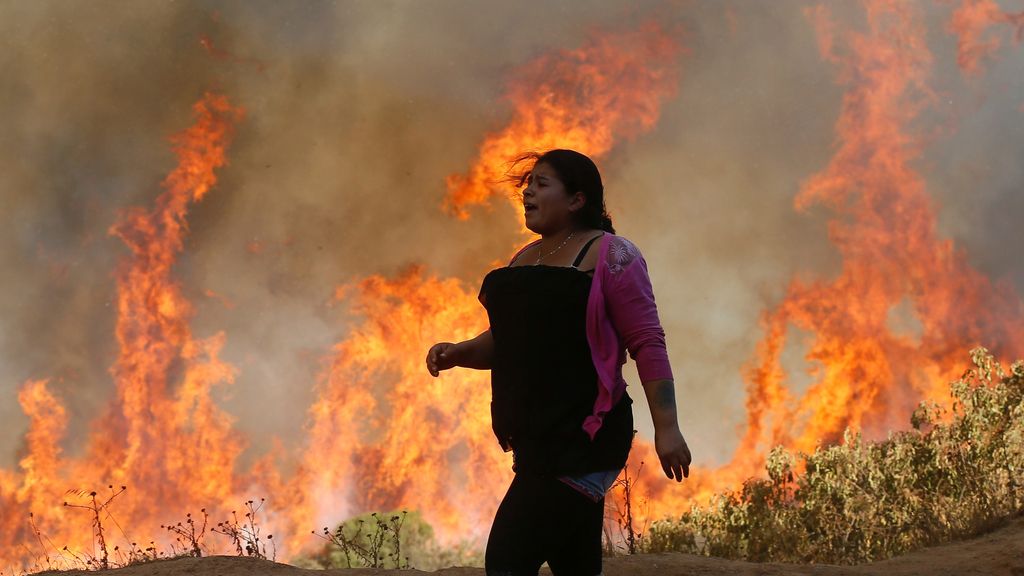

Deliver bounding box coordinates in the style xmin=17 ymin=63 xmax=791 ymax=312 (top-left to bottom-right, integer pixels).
xmin=444 ymin=21 xmax=682 ymax=221
xmin=628 ymin=0 xmax=1024 ymax=520
xmin=6 ymin=381 xmax=67 ymax=524
xmin=98 ymin=92 xmax=246 ymax=514
xmin=739 ymin=0 xmax=1024 ymax=457
xmin=292 ymin=268 xmax=508 ymax=540
xmin=0 ymin=93 xmax=263 ymax=569
xmin=948 ymin=0 xmax=1024 ymax=75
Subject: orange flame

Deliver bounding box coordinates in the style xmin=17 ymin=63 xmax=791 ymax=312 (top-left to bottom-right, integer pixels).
xmin=630 ymin=0 xmax=1024 ymax=520
xmin=293 ymin=268 xmax=509 ymax=540
xmin=948 ymin=0 xmax=1024 ymax=75
xmin=6 ymin=381 xmax=67 ymax=524
xmin=444 ymin=21 xmax=682 ymax=221
xmin=98 ymin=92 xmax=246 ymax=513
xmin=740 ymin=0 xmax=1024 ymax=456
xmin=0 ymin=93 xmax=263 ymax=570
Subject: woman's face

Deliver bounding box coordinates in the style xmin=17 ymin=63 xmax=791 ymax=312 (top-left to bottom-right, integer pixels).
xmin=522 ymin=162 xmax=581 ymax=235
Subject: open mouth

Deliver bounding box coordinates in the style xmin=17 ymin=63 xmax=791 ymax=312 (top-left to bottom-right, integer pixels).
xmin=524 ymin=202 xmax=538 ymax=214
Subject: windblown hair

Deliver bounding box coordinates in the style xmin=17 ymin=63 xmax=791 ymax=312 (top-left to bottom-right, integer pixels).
xmin=506 ymin=149 xmax=615 ymax=234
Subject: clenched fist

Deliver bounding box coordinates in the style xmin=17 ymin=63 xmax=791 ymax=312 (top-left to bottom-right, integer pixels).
xmin=425 ymin=342 xmax=460 ymax=377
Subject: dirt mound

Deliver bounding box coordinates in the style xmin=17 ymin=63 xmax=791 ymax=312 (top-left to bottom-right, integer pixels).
xmin=33 ymin=514 xmax=1024 ymax=576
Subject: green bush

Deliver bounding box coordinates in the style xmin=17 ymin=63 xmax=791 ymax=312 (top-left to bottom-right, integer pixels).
xmin=646 ymin=347 xmax=1024 ymax=564
xmin=295 ymin=510 xmax=483 ymax=570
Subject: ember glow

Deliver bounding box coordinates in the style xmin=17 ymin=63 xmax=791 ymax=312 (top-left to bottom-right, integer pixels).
xmin=1 ymin=1 xmax=1022 ymax=571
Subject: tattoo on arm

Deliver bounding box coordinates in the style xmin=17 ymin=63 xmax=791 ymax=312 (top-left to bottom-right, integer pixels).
xmin=651 ymin=380 xmax=675 ymax=409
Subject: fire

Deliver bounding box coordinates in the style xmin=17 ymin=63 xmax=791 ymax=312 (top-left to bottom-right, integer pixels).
xmin=293 ymin=268 xmax=509 ymax=540
xmin=2 ymin=4 xmax=1022 ymax=571
xmin=99 ymin=92 xmax=246 ymax=515
xmin=630 ymin=0 xmax=1024 ymax=520
xmin=444 ymin=21 xmax=682 ymax=223
xmin=8 ymin=381 xmax=67 ymax=519
xmin=948 ymin=0 xmax=1024 ymax=75
xmin=738 ymin=0 xmax=1023 ymax=456
xmin=0 ymin=93 xmax=258 ymax=569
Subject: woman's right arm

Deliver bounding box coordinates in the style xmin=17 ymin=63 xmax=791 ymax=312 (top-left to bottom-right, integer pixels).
xmin=425 ymin=329 xmax=494 ymax=376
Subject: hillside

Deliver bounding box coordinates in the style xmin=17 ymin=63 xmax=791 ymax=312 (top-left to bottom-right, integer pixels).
xmin=33 ymin=513 xmax=1024 ymax=576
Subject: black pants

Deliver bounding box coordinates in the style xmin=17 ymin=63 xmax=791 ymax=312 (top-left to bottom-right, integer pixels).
xmin=485 ymin=473 xmax=604 ymax=576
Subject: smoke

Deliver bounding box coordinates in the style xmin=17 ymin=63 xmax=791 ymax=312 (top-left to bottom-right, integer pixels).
xmin=1 ymin=0 xmax=1022 ymax=474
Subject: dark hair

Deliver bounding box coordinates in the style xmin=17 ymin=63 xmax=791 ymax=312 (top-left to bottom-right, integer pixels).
xmin=508 ymin=149 xmax=615 ymax=234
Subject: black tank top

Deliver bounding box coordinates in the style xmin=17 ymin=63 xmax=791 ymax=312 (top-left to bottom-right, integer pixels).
xmin=479 ymin=235 xmax=633 ymax=476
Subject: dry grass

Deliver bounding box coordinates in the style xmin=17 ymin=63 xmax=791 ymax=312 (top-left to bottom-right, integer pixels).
xmin=7 ymin=495 xmax=276 ymax=576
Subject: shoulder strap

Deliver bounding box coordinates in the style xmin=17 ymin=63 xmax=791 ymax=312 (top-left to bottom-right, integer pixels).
xmin=571 ymin=233 xmax=604 ymax=268
xmin=508 ymin=239 xmax=542 ymax=266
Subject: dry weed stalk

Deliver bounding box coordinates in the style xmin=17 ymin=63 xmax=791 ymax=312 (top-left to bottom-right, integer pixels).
xmin=63 ymin=485 xmax=127 ymax=571
xmin=161 ymin=509 xmax=208 ymax=557
xmin=10 ymin=491 xmax=279 ymax=574
xmin=26 ymin=512 xmax=74 ymax=572
xmin=611 ymin=461 xmax=646 ymax=555
xmin=211 ymin=498 xmax=275 ymax=561
xmin=314 ymin=510 xmax=410 ymax=569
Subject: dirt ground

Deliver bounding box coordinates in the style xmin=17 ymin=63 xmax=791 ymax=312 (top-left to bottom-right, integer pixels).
xmin=34 ymin=513 xmax=1024 ymax=576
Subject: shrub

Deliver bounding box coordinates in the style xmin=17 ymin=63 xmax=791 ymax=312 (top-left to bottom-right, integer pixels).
xmin=298 ymin=510 xmax=483 ymax=570
xmin=646 ymin=347 xmax=1024 ymax=564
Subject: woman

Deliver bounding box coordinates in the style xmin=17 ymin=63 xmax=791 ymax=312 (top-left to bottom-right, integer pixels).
xmin=426 ymin=149 xmax=691 ymax=576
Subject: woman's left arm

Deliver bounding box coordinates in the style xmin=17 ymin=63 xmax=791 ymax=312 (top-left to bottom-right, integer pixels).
xmin=641 ymin=378 xmax=691 ymax=482
xmin=606 ymin=243 xmax=692 ymax=482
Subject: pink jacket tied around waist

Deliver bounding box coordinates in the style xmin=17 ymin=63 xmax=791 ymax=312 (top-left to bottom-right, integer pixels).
xmin=508 ymin=233 xmax=674 ymax=440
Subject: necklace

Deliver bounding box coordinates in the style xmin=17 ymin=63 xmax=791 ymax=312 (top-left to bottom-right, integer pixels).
xmin=535 ymin=231 xmax=575 ymax=264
